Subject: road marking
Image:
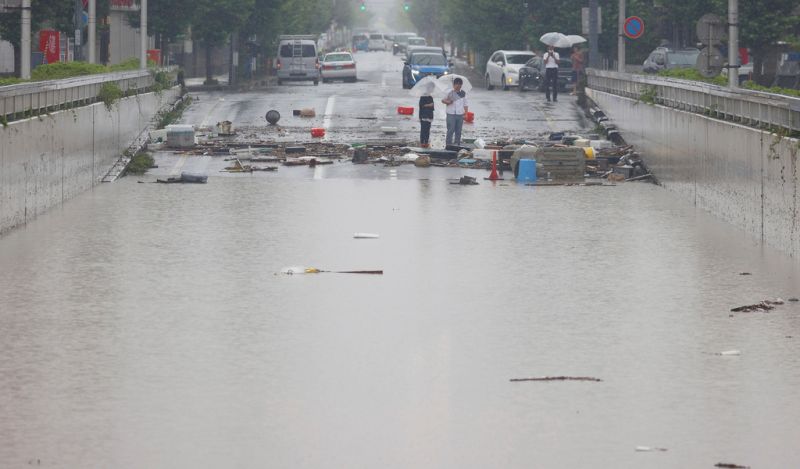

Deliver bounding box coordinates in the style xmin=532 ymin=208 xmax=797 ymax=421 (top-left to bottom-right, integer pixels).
xmin=200 ymin=98 xmax=225 ymax=128
xmin=322 ymin=95 xmax=336 ymax=141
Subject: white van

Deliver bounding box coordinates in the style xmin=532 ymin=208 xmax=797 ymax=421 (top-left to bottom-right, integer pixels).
xmin=276 ymin=35 xmax=320 ymax=85
xmin=368 ymin=33 xmax=388 ymax=51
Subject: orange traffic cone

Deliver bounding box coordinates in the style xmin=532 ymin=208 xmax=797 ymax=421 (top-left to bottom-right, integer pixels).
xmin=485 ymin=150 xmax=503 ymax=181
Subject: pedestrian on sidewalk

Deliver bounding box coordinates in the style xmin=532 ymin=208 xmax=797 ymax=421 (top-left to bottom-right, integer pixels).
xmin=543 ymin=46 xmax=560 ymax=102
xmin=570 ymin=46 xmax=584 ymax=95
xmin=442 ymin=77 xmax=468 ymax=146
xmin=419 ymin=92 xmax=434 ymax=148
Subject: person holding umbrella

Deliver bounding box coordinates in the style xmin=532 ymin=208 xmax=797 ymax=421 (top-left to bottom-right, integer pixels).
xmin=442 ymin=77 xmax=469 ymax=146
xmin=543 ymin=45 xmax=560 ymax=102
xmin=410 ymin=76 xmax=437 ymax=148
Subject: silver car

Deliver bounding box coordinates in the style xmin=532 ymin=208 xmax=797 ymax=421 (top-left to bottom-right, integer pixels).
xmin=276 ymin=35 xmax=320 ymax=85
xmin=321 ymin=52 xmax=357 ymax=83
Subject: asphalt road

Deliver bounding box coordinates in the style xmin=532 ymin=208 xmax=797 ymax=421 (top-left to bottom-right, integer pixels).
xmin=179 ymin=50 xmax=593 ymax=149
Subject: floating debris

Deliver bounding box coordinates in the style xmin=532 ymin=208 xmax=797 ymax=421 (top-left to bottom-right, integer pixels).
xmin=353 ymin=233 xmax=380 ymax=239
xmin=451 ymin=175 xmax=479 ymax=185
xmin=715 ymin=463 xmax=750 ymax=469
xmin=156 ymin=172 xmax=208 ymax=183
xmin=634 ymin=446 xmax=668 ymax=452
xmin=716 ymin=350 xmax=742 ymax=356
xmin=281 ymin=266 xmax=383 ymax=275
xmin=739 ymin=272 xmax=752 ymax=276
xmin=510 ymin=376 xmax=602 ymax=382
xmin=731 ymin=299 xmax=784 ymax=313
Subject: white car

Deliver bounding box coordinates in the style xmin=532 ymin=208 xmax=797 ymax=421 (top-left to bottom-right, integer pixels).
xmin=485 ymin=50 xmax=536 ymax=90
xmin=320 ymin=52 xmax=357 ymax=83
xmin=368 ymin=33 xmax=389 ymax=51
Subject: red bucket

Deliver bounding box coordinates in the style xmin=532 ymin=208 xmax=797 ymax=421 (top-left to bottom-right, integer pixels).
xmin=311 ymin=127 xmax=325 ymax=138
xmin=397 ymin=106 xmax=414 ymax=115
xmin=465 ymin=111 xmax=475 ymax=123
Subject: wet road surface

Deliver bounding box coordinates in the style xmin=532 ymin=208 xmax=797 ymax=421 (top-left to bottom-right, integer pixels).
xmin=1 ymin=51 xmax=799 ymax=469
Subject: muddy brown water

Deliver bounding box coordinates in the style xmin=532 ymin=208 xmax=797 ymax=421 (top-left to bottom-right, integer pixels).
xmin=1 ymin=166 xmax=799 ymax=468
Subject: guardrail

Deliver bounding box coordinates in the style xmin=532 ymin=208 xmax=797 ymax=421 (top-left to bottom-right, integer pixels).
xmin=0 ymin=69 xmax=170 ymax=122
xmin=587 ymin=69 xmax=800 ymax=133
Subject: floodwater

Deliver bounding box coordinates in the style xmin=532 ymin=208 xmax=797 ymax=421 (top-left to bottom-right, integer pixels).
xmin=1 ymin=168 xmax=799 ymax=468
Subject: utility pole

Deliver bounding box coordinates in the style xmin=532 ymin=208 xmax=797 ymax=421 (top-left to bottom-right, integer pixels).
xmin=21 ymin=0 xmax=30 ymax=78
xmin=88 ymin=0 xmax=95 ymax=63
xmin=74 ymin=0 xmax=82 ymax=61
xmin=728 ymin=0 xmax=738 ymax=88
xmin=588 ymin=0 xmax=599 ymax=68
xmin=140 ymin=0 xmax=147 ymax=68
xmin=617 ymin=0 xmax=625 ymax=72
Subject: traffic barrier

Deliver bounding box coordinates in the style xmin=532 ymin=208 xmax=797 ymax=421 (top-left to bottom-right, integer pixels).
xmin=484 ymin=150 xmax=504 ymax=181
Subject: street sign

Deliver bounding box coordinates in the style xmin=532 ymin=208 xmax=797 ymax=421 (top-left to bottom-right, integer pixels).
xmin=0 ymin=0 xmax=22 ymax=12
xmin=581 ymin=7 xmax=602 ymax=35
xmin=697 ymin=47 xmax=724 ymax=78
xmin=696 ymin=13 xmax=726 ymax=46
xmin=623 ymin=16 xmax=644 ymax=40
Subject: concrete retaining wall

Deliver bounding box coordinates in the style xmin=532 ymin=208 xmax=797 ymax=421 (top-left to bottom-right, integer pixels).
xmin=0 ymin=87 xmax=180 ymax=235
xmin=588 ymin=88 xmax=800 ymax=258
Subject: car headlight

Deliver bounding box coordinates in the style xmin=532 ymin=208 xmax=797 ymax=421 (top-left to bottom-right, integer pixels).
xmin=442 ymin=70 xmax=449 ymax=75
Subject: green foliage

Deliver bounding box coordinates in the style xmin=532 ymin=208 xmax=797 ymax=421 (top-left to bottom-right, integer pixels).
xmin=156 ymin=96 xmax=192 ymax=129
xmin=637 ymin=85 xmax=658 ymax=105
xmin=108 ymin=58 xmax=142 ymax=72
xmin=0 ymin=77 xmax=26 ymax=86
xmin=657 ymin=68 xmax=727 ymax=86
xmin=126 ymin=151 xmax=155 ymax=175
xmin=31 ymin=62 xmax=108 ymax=81
xmin=743 ymin=82 xmax=800 ymax=99
xmin=98 ymin=82 xmax=123 ymax=111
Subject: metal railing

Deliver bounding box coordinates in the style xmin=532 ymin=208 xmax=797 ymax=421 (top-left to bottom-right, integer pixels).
xmin=0 ymin=69 xmax=163 ymax=122
xmin=587 ymin=69 xmax=800 ymax=133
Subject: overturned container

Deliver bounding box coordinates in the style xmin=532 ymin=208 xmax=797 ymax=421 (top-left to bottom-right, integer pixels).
xmin=165 ymin=124 xmax=196 ymax=148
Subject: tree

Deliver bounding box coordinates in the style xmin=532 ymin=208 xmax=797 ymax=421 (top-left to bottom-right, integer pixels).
xmin=126 ymin=0 xmax=194 ymax=51
xmin=191 ymin=0 xmax=253 ymax=83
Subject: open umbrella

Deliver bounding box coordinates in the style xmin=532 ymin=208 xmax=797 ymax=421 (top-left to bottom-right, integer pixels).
xmin=539 ymin=32 xmax=572 ymax=49
xmin=566 ymin=34 xmax=587 ymax=45
xmin=409 ymin=75 xmax=439 ymax=97
xmin=435 ymin=74 xmax=473 ymax=94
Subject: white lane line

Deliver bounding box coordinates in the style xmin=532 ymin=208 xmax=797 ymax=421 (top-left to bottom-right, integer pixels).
xmin=171 ymin=155 xmax=188 ymax=176
xmin=200 ymin=98 xmax=225 ymax=128
xmin=322 ymin=95 xmax=336 ymax=141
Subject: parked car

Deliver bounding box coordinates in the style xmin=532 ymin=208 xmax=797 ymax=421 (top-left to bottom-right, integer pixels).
xmin=405 ymin=45 xmax=446 ymax=62
xmin=320 ymin=52 xmax=357 ymax=83
xmin=352 ymin=34 xmax=369 ymax=52
xmin=402 ymin=52 xmax=451 ymax=89
xmin=642 ymin=47 xmax=700 ymax=73
xmin=392 ymin=32 xmax=417 ymax=55
xmin=368 ymin=33 xmax=389 ymax=51
xmin=276 ymin=35 xmax=320 ymax=85
xmin=518 ymin=57 xmax=574 ymax=92
xmin=407 ymin=37 xmax=427 ymax=49
xmin=485 ymin=50 xmax=536 ymax=90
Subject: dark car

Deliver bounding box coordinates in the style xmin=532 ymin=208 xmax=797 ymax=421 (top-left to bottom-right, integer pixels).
xmin=518 ymin=57 xmax=574 ymax=92
xmin=642 ymin=47 xmax=700 ymax=73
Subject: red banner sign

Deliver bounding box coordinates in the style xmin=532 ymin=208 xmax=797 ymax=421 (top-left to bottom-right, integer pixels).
xmin=39 ymin=30 xmax=60 ymax=64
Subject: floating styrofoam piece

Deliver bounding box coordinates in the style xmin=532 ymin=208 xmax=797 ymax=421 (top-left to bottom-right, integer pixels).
xmin=353 ymin=233 xmax=380 ymax=239
xmin=717 ymin=350 xmax=741 ymax=356
xmin=635 ymin=446 xmax=668 ymax=452
xmin=401 ymin=152 xmax=419 ymax=162
xmin=380 ymin=126 xmax=398 ymax=134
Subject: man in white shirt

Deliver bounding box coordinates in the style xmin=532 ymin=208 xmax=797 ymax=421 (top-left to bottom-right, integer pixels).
xmin=543 ymin=45 xmax=560 ymax=102
xmin=442 ymin=77 xmax=469 ymax=146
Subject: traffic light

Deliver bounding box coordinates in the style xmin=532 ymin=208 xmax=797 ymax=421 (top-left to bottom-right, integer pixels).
xmin=403 ymin=2 xmax=410 ymax=11
xmin=359 ymin=2 xmax=366 ymax=11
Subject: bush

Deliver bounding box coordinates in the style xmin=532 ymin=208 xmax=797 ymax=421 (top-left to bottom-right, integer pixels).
xmin=98 ymin=82 xmax=123 ymax=110
xmin=657 ymin=68 xmax=728 ymax=86
xmin=126 ymin=151 xmax=154 ymax=175
xmin=0 ymin=77 xmax=26 ymax=86
xmin=31 ymin=61 xmax=107 ymax=80
xmin=743 ymin=82 xmax=800 ymax=99
xmin=108 ymin=57 xmax=141 ymax=72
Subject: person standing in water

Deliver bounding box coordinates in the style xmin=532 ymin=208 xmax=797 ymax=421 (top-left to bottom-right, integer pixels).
xmin=543 ymin=45 xmax=560 ymax=102
xmin=419 ymin=92 xmax=434 ymax=148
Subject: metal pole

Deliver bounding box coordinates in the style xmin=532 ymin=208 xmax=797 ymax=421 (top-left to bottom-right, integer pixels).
xmin=74 ymin=0 xmax=82 ymax=61
xmin=588 ymin=0 xmax=599 ymax=68
xmin=140 ymin=0 xmax=147 ymax=68
xmin=88 ymin=0 xmax=95 ymax=63
xmin=728 ymin=0 xmax=738 ymax=88
xmin=21 ymin=0 xmax=30 ymax=78
xmin=617 ymin=0 xmax=625 ymax=72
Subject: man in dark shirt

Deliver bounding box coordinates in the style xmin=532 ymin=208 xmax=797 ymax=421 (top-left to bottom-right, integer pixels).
xmin=419 ymin=94 xmax=434 ymax=148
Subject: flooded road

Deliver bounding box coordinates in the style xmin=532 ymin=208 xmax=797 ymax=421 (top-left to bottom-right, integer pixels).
xmin=1 ymin=51 xmax=800 ymax=469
